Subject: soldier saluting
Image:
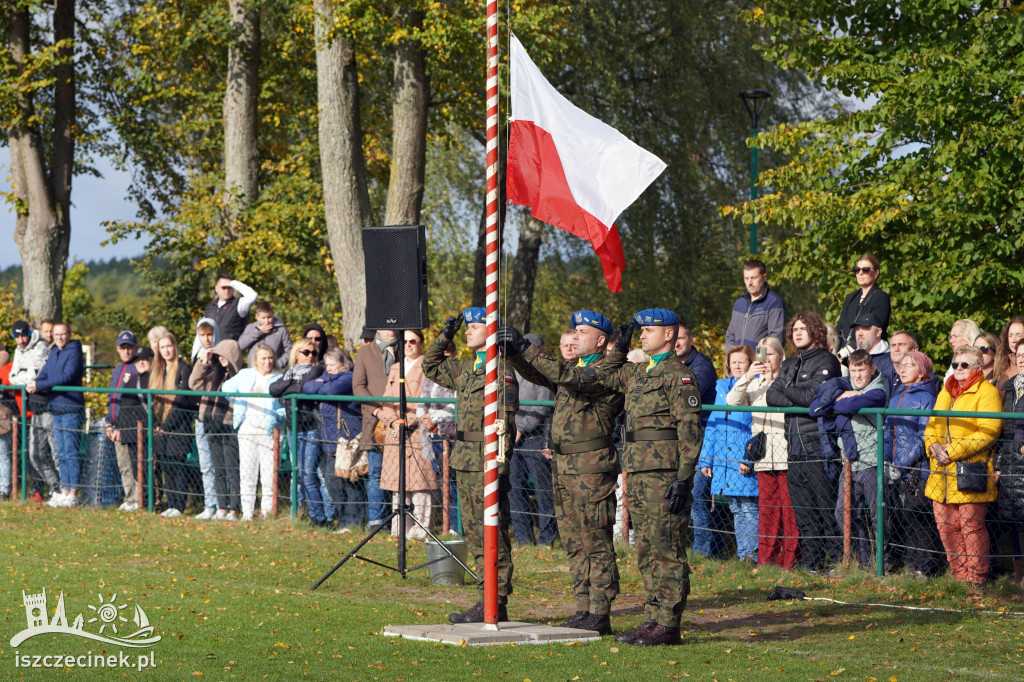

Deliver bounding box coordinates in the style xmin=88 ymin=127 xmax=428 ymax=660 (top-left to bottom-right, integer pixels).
xmin=497 ymin=310 xmax=628 ymax=636
xmin=423 ymin=308 xmax=519 ymax=623
xmin=595 ymin=308 xmax=704 ymax=647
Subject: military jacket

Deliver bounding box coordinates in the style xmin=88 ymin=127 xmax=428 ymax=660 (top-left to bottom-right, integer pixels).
xmin=423 ymin=331 xmax=518 ymax=474
xmin=509 ymin=346 xmax=625 ymax=476
xmin=593 ymin=351 xmax=704 ymax=477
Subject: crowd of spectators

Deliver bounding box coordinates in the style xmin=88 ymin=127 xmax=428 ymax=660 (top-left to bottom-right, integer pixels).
xmin=2 ymin=259 xmax=1024 ymax=588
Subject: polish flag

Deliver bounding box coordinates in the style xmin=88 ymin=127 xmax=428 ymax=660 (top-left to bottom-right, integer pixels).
xmin=506 ymin=34 xmax=667 ymax=292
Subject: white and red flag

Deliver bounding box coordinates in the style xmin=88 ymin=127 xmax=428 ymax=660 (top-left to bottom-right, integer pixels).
xmin=506 ymin=34 xmax=667 ymax=292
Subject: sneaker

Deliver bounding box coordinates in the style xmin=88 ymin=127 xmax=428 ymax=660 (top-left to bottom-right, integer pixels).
xmin=160 ymin=508 xmax=182 ymax=518
xmin=212 ymin=510 xmax=228 ymax=521
xmin=120 ymin=502 xmax=139 ymax=512
xmin=335 ymin=527 xmax=352 ymax=535
xmin=195 ymin=508 xmax=216 ymax=521
xmin=242 ymin=513 xmax=253 ymax=522
xmin=225 ymin=511 xmax=239 ymax=522
xmin=62 ymin=494 xmax=79 ymax=508
xmin=47 ymin=493 xmax=67 ymax=508
xmin=117 ymin=501 xmax=133 ymax=512
xmin=366 ymin=519 xmax=385 ymax=530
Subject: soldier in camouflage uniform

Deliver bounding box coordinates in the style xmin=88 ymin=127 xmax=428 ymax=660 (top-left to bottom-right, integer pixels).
xmin=497 ymin=310 xmax=627 ymax=636
xmin=595 ymin=308 xmax=704 ymax=647
xmin=423 ymin=308 xmax=519 ymax=623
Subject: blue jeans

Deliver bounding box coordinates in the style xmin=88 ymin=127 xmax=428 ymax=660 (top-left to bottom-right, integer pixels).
xmin=728 ymin=496 xmax=759 ymax=561
xmin=195 ymin=421 xmax=217 ymax=512
xmin=366 ymin=449 xmax=387 ymax=523
xmin=509 ymin=436 xmax=558 ymax=546
xmin=297 ymin=430 xmax=326 ymax=521
xmin=429 ymin=433 xmax=459 ymax=532
xmin=0 ymin=430 xmax=11 ymax=495
xmin=52 ymin=411 xmax=84 ymax=491
xmin=691 ymin=469 xmax=725 ymax=558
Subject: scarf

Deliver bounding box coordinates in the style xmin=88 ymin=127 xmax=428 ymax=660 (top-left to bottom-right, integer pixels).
xmin=474 ymin=351 xmax=486 ymax=371
xmin=1014 ymin=373 xmax=1024 ymax=403
xmin=945 ymin=369 xmax=982 ymax=402
xmin=576 ymin=353 xmax=602 ymax=367
xmin=646 ymin=351 xmax=673 ymax=373
xmin=376 ymin=333 xmax=398 ymax=374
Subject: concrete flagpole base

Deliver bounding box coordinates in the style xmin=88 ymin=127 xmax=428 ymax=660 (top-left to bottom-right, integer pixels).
xmin=380 ymin=621 xmax=602 ymax=646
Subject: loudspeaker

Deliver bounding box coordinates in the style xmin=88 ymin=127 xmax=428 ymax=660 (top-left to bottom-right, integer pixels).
xmin=362 ymin=224 xmax=429 ymax=330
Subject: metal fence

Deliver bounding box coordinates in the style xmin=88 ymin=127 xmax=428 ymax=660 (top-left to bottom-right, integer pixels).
xmin=0 ymin=386 xmax=1020 ymax=583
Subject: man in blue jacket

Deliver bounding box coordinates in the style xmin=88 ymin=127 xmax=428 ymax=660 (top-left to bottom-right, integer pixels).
xmin=675 ymin=322 xmax=723 ymax=558
xmin=27 ymin=322 xmax=84 ymax=508
xmin=724 ymin=259 xmax=787 ymax=351
xmin=809 ymin=349 xmax=887 ymax=569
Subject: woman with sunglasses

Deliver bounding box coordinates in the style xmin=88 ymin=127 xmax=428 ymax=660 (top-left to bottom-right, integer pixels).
xmin=376 ymin=330 xmax=438 ymax=540
xmin=923 ymin=345 xmax=1002 ymax=584
xmin=973 ymin=332 xmax=999 ymax=383
xmin=270 ymin=338 xmax=331 ymax=527
xmin=834 ymin=253 xmax=891 ymax=355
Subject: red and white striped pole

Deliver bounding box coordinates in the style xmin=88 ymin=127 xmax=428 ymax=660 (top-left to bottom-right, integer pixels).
xmin=482 ymin=0 xmax=501 ymax=627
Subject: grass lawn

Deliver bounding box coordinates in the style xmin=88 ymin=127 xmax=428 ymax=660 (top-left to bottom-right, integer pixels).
xmin=1 ymin=501 xmax=1023 ymax=680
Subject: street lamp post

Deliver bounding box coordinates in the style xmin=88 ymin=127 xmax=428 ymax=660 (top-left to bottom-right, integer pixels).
xmin=739 ymin=89 xmax=772 ymax=255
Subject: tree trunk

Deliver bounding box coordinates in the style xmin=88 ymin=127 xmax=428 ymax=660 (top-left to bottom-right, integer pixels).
xmin=471 ymin=139 xmax=507 ymax=306
xmin=383 ymin=8 xmax=427 ymax=226
xmin=7 ymin=1 xmax=73 ymax=322
xmin=314 ymin=1 xmax=373 ymax=349
xmin=223 ymin=0 xmax=261 ymax=228
xmin=506 ymin=216 xmax=543 ymax=332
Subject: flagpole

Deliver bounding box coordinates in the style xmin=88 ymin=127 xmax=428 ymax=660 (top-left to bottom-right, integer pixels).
xmin=482 ymin=0 xmax=501 ymax=628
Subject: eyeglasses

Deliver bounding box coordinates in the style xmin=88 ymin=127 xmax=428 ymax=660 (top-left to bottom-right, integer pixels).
xmin=977 ymin=345 xmax=995 ymax=354
xmin=852 ymin=266 xmax=874 ymax=274
xmin=299 ymin=349 xmax=315 ymax=357
xmin=404 ymin=339 xmax=420 ymax=345
xmin=307 ymin=335 xmax=323 ymax=342
xmin=950 ymin=362 xmax=977 ymax=370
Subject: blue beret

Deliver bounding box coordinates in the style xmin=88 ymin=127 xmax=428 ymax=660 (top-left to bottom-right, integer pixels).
xmin=632 ymin=308 xmax=680 ymax=327
xmin=463 ymin=307 xmax=501 ymax=327
xmin=571 ymin=309 xmax=613 ymax=335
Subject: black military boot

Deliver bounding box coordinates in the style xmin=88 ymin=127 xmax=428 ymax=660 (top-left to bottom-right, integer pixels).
xmin=614 ymin=621 xmax=656 ymax=644
xmin=578 ymin=613 xmax=611 ymax=636
xmin=448 ymin=601 xmax=509 ymax=624
xmin=633 ymin=624 xmax=682 ymax=646
xmin=560 ymin=611 xmax=590 ymax=628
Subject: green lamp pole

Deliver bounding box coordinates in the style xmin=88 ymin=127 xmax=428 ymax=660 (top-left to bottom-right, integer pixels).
xmin=739 ymin=89 xmax=772 ymax=255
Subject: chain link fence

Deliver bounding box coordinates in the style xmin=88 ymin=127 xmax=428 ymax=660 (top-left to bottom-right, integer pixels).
xmin=1 ymin=387 xmax=1021 ymax=583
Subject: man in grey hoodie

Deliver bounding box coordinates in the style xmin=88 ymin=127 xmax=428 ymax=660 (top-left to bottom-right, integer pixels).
xmin=9 ymin=320 xmax=59 ymax=500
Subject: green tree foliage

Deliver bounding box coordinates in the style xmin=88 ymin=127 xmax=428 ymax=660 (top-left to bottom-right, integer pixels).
xmin=735 ymin=1 xmax=1024 ymax=358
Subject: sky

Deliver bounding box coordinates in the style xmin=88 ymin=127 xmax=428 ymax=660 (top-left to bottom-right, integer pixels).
xmin=1 ymin=156 xmax=147 ymax=269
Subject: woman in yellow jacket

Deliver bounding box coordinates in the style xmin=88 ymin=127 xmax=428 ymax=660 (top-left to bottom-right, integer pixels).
xmin=923 ymin=345 xmax=1002 ymax=584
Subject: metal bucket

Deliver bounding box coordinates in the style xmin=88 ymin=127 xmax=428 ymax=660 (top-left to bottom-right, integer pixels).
xmin=424 ymin=540 xmax=469 ymax=586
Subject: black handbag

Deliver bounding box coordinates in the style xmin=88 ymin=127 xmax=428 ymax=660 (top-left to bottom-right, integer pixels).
xmin=956 ymin=461 xmax=989 ymax=492
xmin=744 ymin=432 xmax=767 ymax=462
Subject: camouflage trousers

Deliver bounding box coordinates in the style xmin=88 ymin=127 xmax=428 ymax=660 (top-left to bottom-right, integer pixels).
xmin=456 ymin=469 xmax=514 ymax=602
xmin=553 ymin=470 xmax=620 ymax=615
xmin=628 ymin=469 xmax=692 ymax=628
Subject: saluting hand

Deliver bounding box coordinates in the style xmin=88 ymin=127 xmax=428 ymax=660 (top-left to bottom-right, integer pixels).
xmin=614 ymin=322 xmax=635 ymax=353
xmin=442 ymin=314 xmax=464 ymax=338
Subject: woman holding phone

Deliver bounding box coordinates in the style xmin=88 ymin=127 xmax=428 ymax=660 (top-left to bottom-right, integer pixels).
xmin=727 ymin=337 xmax=797 ymax=568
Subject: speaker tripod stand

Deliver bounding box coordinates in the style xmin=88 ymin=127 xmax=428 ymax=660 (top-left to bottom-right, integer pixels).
xmin=311 ymin=336 xmax=474 ymax=590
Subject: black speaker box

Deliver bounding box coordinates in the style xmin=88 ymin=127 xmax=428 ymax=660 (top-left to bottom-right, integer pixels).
xmin=362 ymin=224 xmax=429 ymax=330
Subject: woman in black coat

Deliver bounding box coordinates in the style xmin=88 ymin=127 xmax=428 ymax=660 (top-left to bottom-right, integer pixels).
xmin=835 ymin=253 xmax=891 ymax=352
xmin=996 ymin=347 xmax=1024 ymax=586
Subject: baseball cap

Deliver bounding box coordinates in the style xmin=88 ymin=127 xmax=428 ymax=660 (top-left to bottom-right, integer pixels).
xmin=116 ymin=330 xmax=138 ymax=347
xmin=11 ymin=320 xmax=30 ymax=338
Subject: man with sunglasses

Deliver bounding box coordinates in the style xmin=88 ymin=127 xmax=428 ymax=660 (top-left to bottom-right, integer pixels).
xmin=835 ymin=254 xmax=891 ymax=355
xmin=425 ymin=308 xmax=519 ymax=624
xmin=587 ymin=308 xmax=704 ymax=647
